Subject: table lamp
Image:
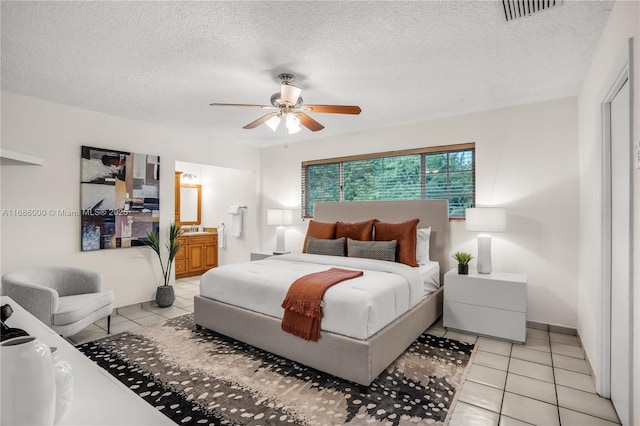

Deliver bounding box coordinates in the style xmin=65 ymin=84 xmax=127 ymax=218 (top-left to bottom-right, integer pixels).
xmin=267 ymin=209 xmax=293 ymax=254
xmin=465 ymin=207 xmax=506 ymax=274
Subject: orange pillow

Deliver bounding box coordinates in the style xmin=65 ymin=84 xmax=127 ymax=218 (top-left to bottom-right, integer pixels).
xmin=374 ymin=219 xmax=419 ymax=266
xmin=302 ymin=220 xmax=337 ymax=253
xmin=336 ymin=219 xmax=377 ymax=241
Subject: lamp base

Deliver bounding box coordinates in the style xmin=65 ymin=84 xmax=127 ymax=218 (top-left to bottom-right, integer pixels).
xmin=275 ymin=226 xmax=286 ymax=253
xmin=477 ymin=234 xmax=492 ymax=274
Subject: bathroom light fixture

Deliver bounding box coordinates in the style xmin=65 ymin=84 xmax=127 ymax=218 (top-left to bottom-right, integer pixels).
xmin=267 ymin=209 xmax=293 ymax=253
xmin=181 ymin=173 xmax=198 ymax=182
xmin=465 ymin=207 xmax=506 ymax=274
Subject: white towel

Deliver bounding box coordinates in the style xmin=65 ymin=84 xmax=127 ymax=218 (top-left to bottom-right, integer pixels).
xmin=218 ymin=223 xmax=226 ymax=248
xmin=228 ymin=206 xmax=243 ymax=237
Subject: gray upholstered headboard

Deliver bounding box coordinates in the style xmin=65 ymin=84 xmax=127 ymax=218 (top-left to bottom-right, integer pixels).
xmin=313 ymin=200 xmax=451 ymax=281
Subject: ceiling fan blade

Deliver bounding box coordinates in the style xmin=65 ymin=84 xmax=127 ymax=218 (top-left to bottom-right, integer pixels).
xmin=302 ymin=105 xmax=361 ymax=115
xmin=243 ymin=113 xmax=279 ymax=129
xmin=210 ymin=103 xmax=276 ymax=110
xmin=298 ymin=113 xmax=325 ymax=132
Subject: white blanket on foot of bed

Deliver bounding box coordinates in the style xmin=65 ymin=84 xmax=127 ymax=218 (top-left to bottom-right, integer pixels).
xmin=199 ymin=253 xmax=439 ymax=340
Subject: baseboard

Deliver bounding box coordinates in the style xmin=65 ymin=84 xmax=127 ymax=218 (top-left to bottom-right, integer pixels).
xmin=526 ymin=320 xmax=577 ymax=336
xmin=576 ymin=330 xmax=598 ymax=391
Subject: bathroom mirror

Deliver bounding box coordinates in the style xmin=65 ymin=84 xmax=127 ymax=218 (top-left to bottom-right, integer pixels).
xmin=179 ymin=184 xmax=201 ymax=225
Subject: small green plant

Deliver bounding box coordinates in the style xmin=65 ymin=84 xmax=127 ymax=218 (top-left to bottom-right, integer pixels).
xmin=143 ymin=222 xmax=184 ymax=287
xmin=452 ymin=252 xmax=473 ymax=265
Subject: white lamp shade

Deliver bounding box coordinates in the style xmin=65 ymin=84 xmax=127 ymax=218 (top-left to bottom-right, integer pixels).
xmin=285 ymin=113 xmax=301 ymax=134
xmin=280 ymin=84 xmax=302 ymax=105
xmin=265 ymin=114 xmax=281 ymax=131
xmin=267 ymin=209 xmax=293 ymax=226
xmin=465 ymin=207 xmax=506 ymax=232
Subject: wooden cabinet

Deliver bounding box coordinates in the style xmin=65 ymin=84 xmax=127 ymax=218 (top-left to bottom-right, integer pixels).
xmin=175 ymin=237 xmax=188 ymax=276
xmin=175 ymin=233 xmax=218 ymax=278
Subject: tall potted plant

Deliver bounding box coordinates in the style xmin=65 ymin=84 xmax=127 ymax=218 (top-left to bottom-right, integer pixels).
xmin=143 ymin=222 xmax=184 ymax=307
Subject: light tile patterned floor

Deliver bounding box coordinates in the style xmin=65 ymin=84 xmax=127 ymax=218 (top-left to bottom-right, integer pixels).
xmin=69 ymin=278 xmax=620 ymax=425
xmin=67 ymin=276 xmax=200 ymax=345
xmin=424 ymin=320 xmax=622 ymax=426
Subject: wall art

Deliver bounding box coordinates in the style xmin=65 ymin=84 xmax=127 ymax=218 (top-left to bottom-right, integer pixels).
xmin=81 ymin=146 xmax=160 ymax=251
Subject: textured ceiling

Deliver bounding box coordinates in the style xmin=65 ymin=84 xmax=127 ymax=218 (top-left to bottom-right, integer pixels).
xmin=1 ymin=1 xmax=613 ymax=148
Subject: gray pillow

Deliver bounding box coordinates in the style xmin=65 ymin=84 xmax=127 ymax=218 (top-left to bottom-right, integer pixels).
xmin=347 ymin=238 xmax=397 ymax=262
xmin=305 ymin=237 xmax=346 ymax=256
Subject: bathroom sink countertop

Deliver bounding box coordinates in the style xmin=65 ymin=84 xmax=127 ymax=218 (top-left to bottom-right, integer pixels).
xmin=181 ymin=230 xmax=217 ymax=236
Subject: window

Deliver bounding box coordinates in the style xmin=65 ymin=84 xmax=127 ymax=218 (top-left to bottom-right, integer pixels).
xmin=301 ymin=143 xmax=475 ymax=218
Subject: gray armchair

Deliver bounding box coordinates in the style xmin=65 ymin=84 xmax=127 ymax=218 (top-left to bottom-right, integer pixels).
xmin=1 ymin=266 xmax=114 ymax=337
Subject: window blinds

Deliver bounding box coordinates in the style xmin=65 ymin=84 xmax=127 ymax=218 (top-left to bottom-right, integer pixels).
xmin=301 ymin=143 xmax=475 ymax=218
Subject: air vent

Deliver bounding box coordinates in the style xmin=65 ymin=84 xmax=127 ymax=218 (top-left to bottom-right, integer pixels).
xmin=502 ymin=0 xmax=563 ymax=22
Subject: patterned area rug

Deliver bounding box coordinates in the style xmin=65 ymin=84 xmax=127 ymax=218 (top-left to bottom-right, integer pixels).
xmin=77 ymin=314 xmax=475 ymax=425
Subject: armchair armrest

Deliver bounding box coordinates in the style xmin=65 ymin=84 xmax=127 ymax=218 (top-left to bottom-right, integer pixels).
xmin=1 ymin=279 xmax=59 ymax=327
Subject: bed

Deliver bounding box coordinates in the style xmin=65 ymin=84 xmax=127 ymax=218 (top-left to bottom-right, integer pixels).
xmin=194 ymin=200 xmax=450 ymax=386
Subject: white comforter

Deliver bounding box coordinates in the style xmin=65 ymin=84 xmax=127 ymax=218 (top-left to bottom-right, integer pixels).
xmin=199 ymin=253 xmax=425 ymax=340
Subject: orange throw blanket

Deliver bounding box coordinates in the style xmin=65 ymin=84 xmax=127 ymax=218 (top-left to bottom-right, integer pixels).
xmin=281 ymin=268 xmax=364 ymax=342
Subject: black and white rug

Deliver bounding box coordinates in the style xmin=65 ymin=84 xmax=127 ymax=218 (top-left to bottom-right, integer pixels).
xmin=77 ymin=314 xmax=475 ymax=425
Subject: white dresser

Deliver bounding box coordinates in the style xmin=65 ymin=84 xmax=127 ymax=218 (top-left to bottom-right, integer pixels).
xmin=443 ymin=269 xmax=528 ymax=343
xmin=0 ymin=296 xmax=174 ymax=425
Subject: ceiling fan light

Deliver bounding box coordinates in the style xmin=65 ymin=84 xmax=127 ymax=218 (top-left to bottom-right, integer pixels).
xmin=285 ymin=113 xmax=301 ymax=134
xmin=265 ymin=114 xmax=281 ymax=131
xmin=280 ymin=84 xmax=302 ymax=106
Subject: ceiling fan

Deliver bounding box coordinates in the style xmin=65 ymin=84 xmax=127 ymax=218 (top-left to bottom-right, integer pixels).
xmin=210 ymin=73 xmax=361 ymax=134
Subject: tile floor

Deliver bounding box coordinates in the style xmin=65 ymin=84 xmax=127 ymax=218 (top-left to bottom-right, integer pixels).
xmin=68 ymin=278 xmax=621 ymax=426
xmin=425 ymin=321 xmax=622 ymax=426
xmin=67 ymin=276 xmax=200 ymax=345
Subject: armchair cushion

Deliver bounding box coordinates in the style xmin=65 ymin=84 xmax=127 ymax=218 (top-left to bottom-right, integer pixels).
xmin=54 ymin=291 xmax=115 ymax=326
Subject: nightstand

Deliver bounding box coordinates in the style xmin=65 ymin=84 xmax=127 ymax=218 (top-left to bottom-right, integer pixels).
xmin=250 ymin=251 xmax=291 ymax=261
xmin=250 ymin=252 xmax=272 ymax=261
xmin=443 ymin=269 xmax=528 ymax=343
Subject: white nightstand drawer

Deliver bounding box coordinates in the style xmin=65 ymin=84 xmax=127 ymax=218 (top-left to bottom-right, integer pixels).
xmin=444 ymin=301 xmax=526 ymax=342
xmin=445 ymin=271 xmax=527 ymax=312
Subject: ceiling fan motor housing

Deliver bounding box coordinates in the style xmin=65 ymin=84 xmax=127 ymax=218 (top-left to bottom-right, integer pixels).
xmin=270 ymin=92 xmax=303 ymax=108
xmin=278 ymin=73 xmax=295 ymax=84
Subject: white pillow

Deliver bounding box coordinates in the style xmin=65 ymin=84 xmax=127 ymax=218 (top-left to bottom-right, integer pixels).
xmin=416 ymin=227 xmax=431 ymax=264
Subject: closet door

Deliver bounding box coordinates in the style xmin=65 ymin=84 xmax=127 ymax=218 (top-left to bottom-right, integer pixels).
xmin=609 ymin=78 xmax=631 ymax=426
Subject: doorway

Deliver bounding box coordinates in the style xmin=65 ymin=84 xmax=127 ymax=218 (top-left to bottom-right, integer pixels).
xmin=603 ymin=63 xmax=632 ymax=425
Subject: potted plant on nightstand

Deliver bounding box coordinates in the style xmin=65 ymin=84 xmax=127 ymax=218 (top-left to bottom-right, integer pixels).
xmin=143 ymin=222 xmax=184 ymax=307
xmin=453 ymin=252 xmax=473 ymax=275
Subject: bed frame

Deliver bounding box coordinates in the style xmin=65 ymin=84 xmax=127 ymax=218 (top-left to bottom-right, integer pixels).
xmin=194 ymin=200 xmax=450 ymax=386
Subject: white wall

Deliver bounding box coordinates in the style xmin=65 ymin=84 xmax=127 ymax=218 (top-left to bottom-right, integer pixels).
xmin=577 ymin=0 xmax=640 ymax=417
xmin=0 ymin=92 xmax=260 ymax=307
xmin=260 ymin=97 xmax=580 ymax=327
xmin=176 ymin=161 xmax=258 ymax=265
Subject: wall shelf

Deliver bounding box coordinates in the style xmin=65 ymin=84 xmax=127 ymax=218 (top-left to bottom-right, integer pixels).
xmin=0 ymin=149 xmax=44 ymax=166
